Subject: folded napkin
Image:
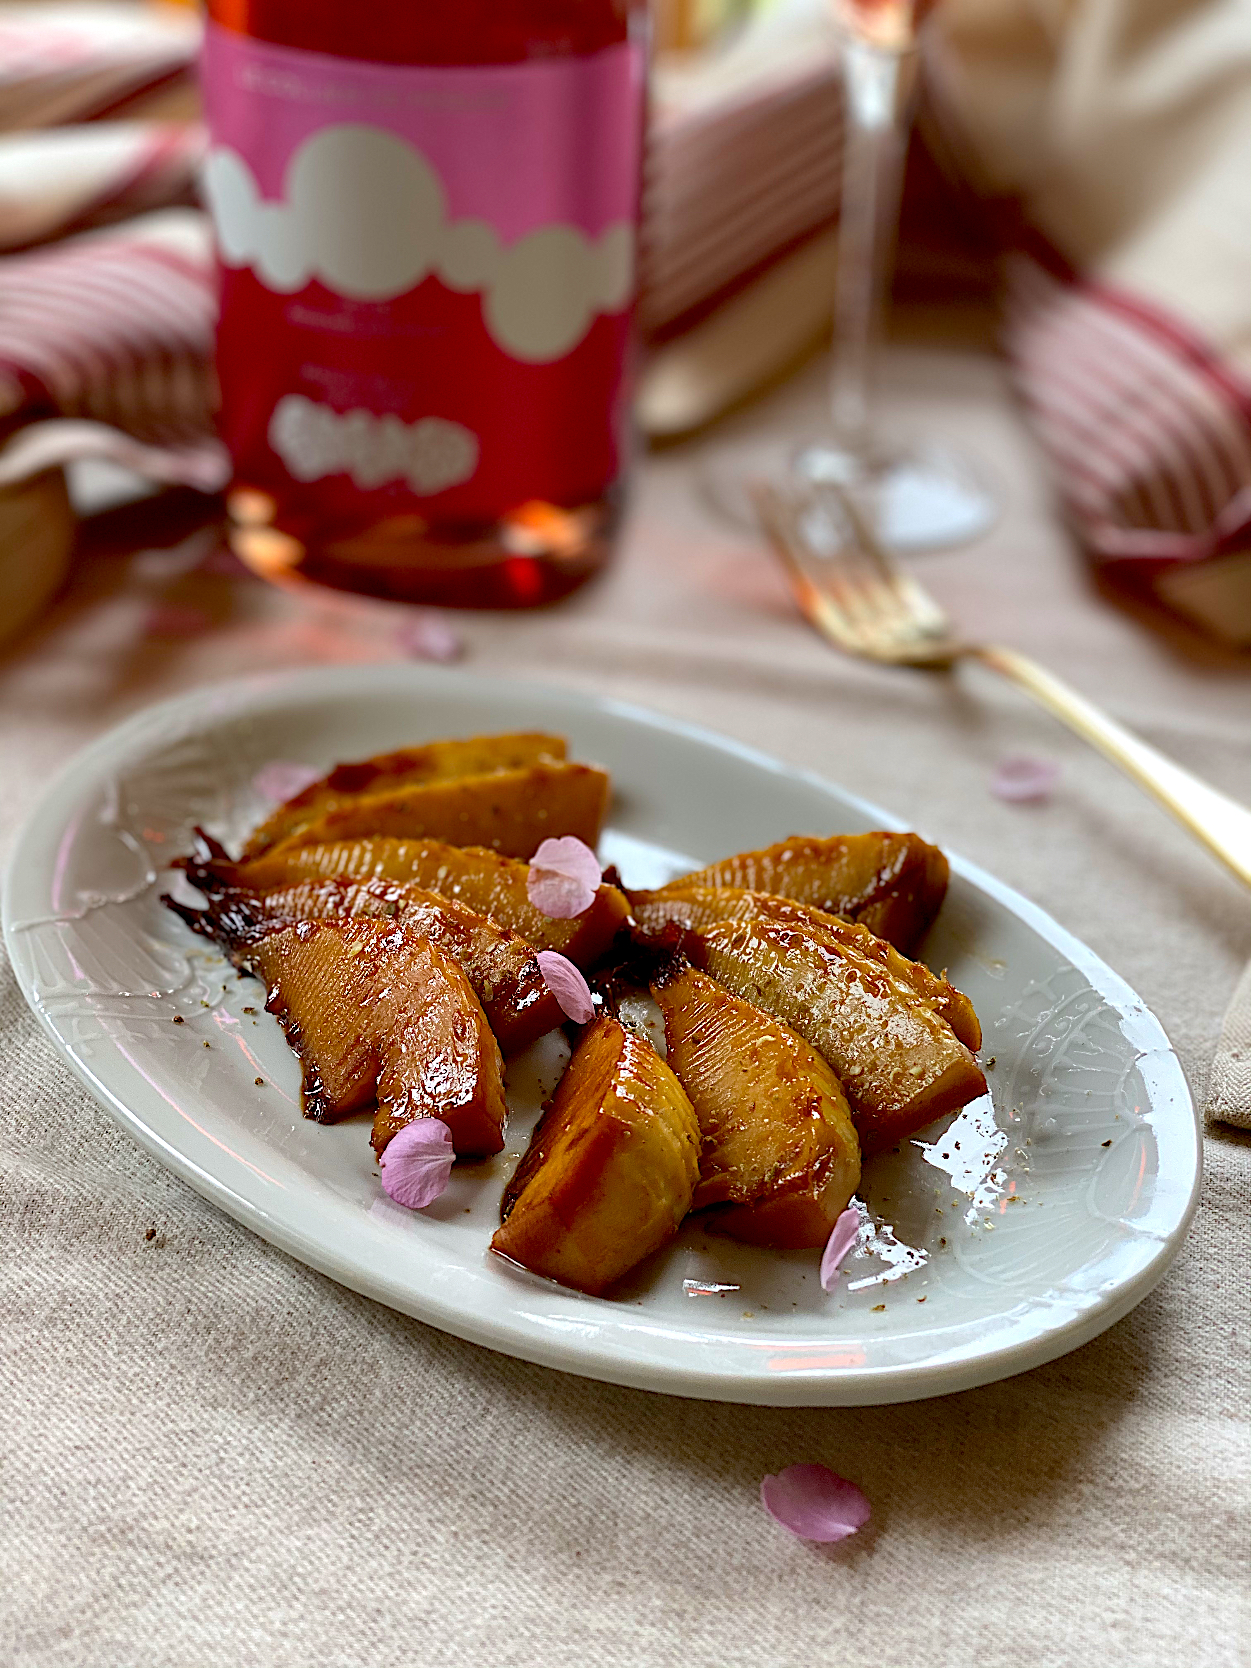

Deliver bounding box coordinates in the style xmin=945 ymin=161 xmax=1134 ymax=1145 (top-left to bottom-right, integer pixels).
xmin=0 ymin=121 xmax=203 ymax=251
xmin=929 ymin=0 xmax=1251 ymax=646
xmin=0 ymin=208 xmax=222 ymax=478
xmin=0 ymin=195 xmax=223 ymax=645
xmin=644 ymin=2 xmax=841 ymax=335
xmin=1206 ymin=960 xmax=1251 ymax=1130
xmin=0 ymin=1 xmax=198 ymax=130
xmin=0 ymin=6 xmax=214 ymax=502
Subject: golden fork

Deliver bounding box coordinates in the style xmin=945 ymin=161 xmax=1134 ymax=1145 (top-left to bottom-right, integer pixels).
xmin=754 ymin=478 xmax=1251 ymax=890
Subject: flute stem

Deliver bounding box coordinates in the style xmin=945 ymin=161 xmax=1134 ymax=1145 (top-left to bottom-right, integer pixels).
xmin=830 ymin=35 xmax=917 ymax=460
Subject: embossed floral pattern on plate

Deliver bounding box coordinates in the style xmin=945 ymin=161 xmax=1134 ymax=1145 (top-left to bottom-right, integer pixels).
xmin=2 ymin=667 xmax=1200 ymax=1406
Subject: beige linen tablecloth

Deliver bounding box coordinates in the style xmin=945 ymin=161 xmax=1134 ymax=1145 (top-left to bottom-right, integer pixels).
xmin=2 ymin=340 xmax=1248 ymax=1667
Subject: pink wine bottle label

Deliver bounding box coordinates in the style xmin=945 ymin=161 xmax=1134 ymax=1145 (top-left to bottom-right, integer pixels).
xmin=200 ymin=24 xmax=644 ymax=521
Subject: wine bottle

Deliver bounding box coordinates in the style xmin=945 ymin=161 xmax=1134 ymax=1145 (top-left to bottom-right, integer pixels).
xmin=201 ymin=0 xmax=647 ymax=607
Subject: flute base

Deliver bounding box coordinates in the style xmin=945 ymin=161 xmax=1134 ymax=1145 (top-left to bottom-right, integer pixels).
xmin=792 ymin=438 xmax=997 ymax=553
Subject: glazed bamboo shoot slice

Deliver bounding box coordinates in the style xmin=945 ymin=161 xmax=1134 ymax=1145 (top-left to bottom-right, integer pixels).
xmin=175 ymin=874 xmax=563 ymax=1054
xmin=631 ymin=885 xmax=980 ymax=1050
xmin=650 ymin=961 xmax=861 ymax=1249
xmin=654 ymin=915 xmax=986 ymax=1155
xmin=244 ymin=731 xmax=567 ymax=857
xmin=491 ymin=1016 xmax=700 ymax=1296
xmin=181 ymin=832 xmax=629 ymax=967
xmin=667 ymin=832 xmax=949 ymax=954
xmin=252 ymin=760 xmax=611 ymax=862
xmin=242 ymin=919 xmax=506 ymax=1157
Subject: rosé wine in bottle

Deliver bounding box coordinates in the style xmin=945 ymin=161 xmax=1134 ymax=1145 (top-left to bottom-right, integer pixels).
xmin=201 ymin=1 xmax=647 ymax=608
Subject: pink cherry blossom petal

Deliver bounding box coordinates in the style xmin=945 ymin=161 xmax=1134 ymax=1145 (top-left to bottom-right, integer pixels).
xmin=526 ymin=836 xmax=603 ymax=919
xmin=530 ymin=837 xmax=603 ymax=889
xmin=526 ymin=870 xmax=598 ymax=918
xmin=252 ymin=760 xmax=321 ymax=804
xmin=395 ymin=611 xmax=463 ymax=663
xmin=378 ymin=1117 xmax=455 ymax=1209
xmin=535 ymin=951 xmax=596 ymax=1024
xmin=991 ymin=753 xmax=1060 ymax=804
xmin=819 ymin=1207 xmax=861 ymax=1292
xmin=761 ymin=1464 xmax=872 ymax=1543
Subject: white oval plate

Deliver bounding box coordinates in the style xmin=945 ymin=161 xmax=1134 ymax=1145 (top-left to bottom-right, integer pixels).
xmin=3 ymin=666 xmax=1199 ymax=1405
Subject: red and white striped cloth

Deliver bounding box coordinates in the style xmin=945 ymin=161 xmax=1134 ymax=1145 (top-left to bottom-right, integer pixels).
xmin=1004 ymin=250 xmax=1251 ymax=584
xmin=925 ymin=0 xmax=1251 ymax=639
xmin=0 ymin=5 xmax=218 ymax=492
xmin=0 ymin=121 xmax=204 ymax=252
xmin=0 ymin=208 xmax=225 ymax=490
xmin=0 ymin=3 xmax=198 ymax=131
xmin=643 ymin=51 xmax=843 ymax=335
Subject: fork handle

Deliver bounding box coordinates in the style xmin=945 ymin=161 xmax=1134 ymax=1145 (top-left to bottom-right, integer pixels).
xmin=974 ymin=644 xmax=1251 ymax=890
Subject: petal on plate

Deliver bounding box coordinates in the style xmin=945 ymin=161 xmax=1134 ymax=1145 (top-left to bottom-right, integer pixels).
xmin=379 ymin=1117 xmax=456 ymax=1209
xmin=535 ymin=950 xmax=596 ymax=1024
xmin=527 ymin=837 xmax=603 ymax=919
xmin=252 ymin=760 xmax=322 ymax=804
xmin=819 ymin=1207 xmax=861 ymax=1292
xmin=526 ymin=870 xmax=598 ymax=918
xmin=760 ymin=1464 xmax=871 ymax=1543
xmin=991 ymin=753 xmax=1060 ymax=804
xmin=530 ymin=836 xmax=603 ymax=888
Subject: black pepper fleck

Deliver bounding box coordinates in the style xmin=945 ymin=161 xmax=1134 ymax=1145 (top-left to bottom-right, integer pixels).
xmin=1101 ymin=1138 xmax=1112 ymax=1147
xmin=171 ymin=1015 xmax=184 ymax=1024
xmin=144 ymin=1228 xmax=156 ymax=1241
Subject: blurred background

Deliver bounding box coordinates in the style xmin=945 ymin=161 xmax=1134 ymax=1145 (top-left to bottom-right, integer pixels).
xmin=0 ymin=0 xmax=1248 ymax=652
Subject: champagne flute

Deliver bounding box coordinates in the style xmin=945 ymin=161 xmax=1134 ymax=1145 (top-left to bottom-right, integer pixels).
xmin=790 ymin=0 xmax=996 ymax=551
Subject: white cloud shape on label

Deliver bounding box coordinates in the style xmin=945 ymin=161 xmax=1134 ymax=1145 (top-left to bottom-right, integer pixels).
xmin=268 ymin=395 xmax=478 ymax=494
xmin=203 ymin=126 xmax=634 ymax=363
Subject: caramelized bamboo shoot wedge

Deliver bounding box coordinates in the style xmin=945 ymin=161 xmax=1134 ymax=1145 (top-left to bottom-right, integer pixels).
xmin=244 ymin=732 xmax=567 ymax=857
xmin=181 ymin=832 xmax=629 ymax=968
xmin=242 ymin=919 xmax=506 ymax=1158
xmin=252 ymin=760 xmax=610 ymax=863
xmin=646 ymin=915 xmax=986 ymax=1156
xmin=175 ymin=874 xmax=563 ymax=1055
xmin=650 ymin=961 xmax=861 ymax=1249
xmin=492 ymin=1016 xmax=700 ymax=1296
xmin=631 ymin=885 xmax=980 ymax=1051
xmin=667 ymin=832 xmax=949 ymax=954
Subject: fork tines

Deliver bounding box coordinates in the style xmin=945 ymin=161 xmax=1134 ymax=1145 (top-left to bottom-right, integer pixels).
xmin=752 ymin=479 xmax=962 ymax=667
